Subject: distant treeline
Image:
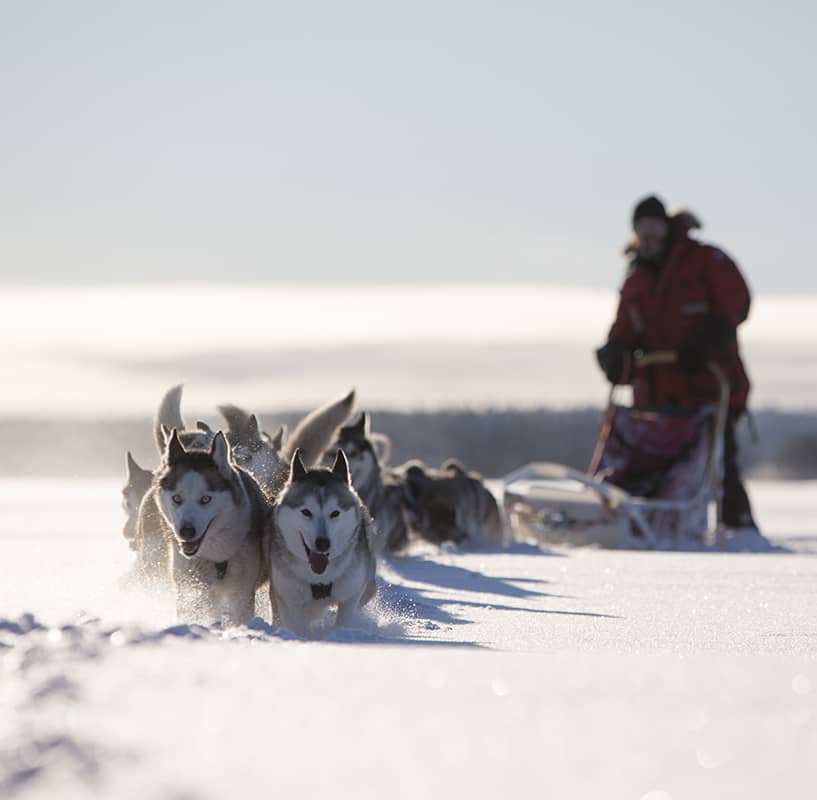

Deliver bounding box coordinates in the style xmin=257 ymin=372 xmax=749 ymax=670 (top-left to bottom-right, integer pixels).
xmin=1 ymin=407 xmax=816 ymax=480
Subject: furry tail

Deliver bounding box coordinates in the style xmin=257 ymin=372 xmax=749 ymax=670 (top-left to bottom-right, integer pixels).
xmin=154 ymin=384 xmax=185 ymax=452
xmin=281 ymin=389 xmax=356 ymax=467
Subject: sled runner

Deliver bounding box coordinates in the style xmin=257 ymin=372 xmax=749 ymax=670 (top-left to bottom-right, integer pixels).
xmin=502 ymin=352 xmax=731 ymax=549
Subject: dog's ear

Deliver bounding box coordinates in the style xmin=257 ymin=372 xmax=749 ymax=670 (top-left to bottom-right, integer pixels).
xmin=352 ymin=412 xmax=369 ymax=436
xmin=196 ymin=420 xmax=212 ymax=433
xmin=126 ymin=451 xmax=140 ymax=479
xmin=290 ymin=448 xmax=308 ymax=482
xmin=246 ymin=414 xmax=261 ymax=441
xmin=331 ymin=449 xmax=350 ymax=484
xmin=160 ymin=424 xmax=172 ymax=446
xmin=126 ymin=451 xmax=152 ymax=482
xmin=166 ymin=429 xmax=186 ymax=465
xmin=270 ymin=425 xmax=285 ymax=452
xmin=209 ymin=431 xmax=232 ymax=476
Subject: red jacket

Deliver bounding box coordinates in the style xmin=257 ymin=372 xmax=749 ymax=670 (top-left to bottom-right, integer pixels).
xmin=608 ymin=215 xmax=751 ymax=411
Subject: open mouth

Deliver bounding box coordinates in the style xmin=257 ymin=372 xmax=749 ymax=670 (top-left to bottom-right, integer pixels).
xmin=301 ymin=536 xmax=329 ymax=575
xmin=176 ymin=519 xmax=214 ymax=559
xmin=180 ymin=539 xmax=202 ymax=557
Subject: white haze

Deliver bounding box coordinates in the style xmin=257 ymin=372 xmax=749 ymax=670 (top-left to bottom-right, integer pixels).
xmin=0 ymin=284 xmax=815 ymax=417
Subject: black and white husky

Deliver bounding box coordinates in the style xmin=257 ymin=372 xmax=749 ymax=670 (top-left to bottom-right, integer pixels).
xmin=144 ymin=429 xmax=269 ymax=625
xmin=268 ymin=449 xmax=377 ymax=636
xmin=324 ymin=412 xmax=408 ymax=551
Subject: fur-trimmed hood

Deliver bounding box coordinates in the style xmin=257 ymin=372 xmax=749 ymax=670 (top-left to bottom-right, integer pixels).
xmin=624 ymin=208 xmax=702 ymax=257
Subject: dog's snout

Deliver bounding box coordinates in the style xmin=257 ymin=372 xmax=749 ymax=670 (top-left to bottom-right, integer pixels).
xmin=314 ymin=536 xmax=330 ymax=553
xmin=179 ymin=524 xmax=197 ymax=541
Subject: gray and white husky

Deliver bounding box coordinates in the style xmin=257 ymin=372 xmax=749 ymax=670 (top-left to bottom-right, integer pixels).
xmin=325 ymin=412 xmax=408 ymax=551
xmin=150 ymin=429 xmax=269 ymax=625
xmin=268 ymin=449 xmax=377 ymax=636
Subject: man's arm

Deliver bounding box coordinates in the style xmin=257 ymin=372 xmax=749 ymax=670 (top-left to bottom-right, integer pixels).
xmin=677 ymin=247 xmax=751 ymax=374
xmin=596 ymin=287 xmax=638 ymax=384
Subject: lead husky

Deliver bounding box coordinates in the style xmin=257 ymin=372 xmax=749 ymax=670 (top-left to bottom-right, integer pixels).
xmin=268 ymin=449 xmax=377 ymax=636
xmin=150 ymin=429 xmax=269 ymax=625
xmin=325 ymin=412 xmax=408 ymax=551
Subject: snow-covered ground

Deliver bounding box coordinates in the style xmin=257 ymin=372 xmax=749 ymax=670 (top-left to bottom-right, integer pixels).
xmin=2 ymin=478 xmax=817 ymax=798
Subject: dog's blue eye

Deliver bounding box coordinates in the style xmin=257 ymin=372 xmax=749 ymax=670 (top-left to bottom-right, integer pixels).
xmin=172 ymin=494 xmax=183 ymax=505
xmin=200 ymin=495 xmax=211 ymax=505
xmin=329 ymin=510 xmax=340 ymax=519
xmin=300 ymin=508 xmax=313 ymax=518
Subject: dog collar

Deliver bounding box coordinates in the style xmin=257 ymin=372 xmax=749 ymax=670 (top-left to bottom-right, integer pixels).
xmin=311 ymin=583 xmax=332 ymax=600
xmin=215 ymin=561 xmax=228 ymax=580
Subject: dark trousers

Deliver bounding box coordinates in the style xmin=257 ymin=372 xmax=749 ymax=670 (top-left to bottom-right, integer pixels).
xmin=722 ymin=410 xmax=758 ymax=529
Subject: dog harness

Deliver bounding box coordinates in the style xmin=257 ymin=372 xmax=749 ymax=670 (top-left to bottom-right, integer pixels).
xmin=311 ymin=583 xmax=332 ymax=599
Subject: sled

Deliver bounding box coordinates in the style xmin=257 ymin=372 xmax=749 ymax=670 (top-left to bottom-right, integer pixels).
xmin=502 ymin=352 xmax=730 ymax=549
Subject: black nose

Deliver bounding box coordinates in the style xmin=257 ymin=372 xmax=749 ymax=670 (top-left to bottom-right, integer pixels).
xmin=179 ymin=524 xmax=196 ymax=541
xmin=314 ymin=536 xmax=330 ymax=553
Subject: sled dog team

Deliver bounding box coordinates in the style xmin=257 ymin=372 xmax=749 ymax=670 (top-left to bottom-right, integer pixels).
xmin=121 ymin=386 xmax=504 ymax=634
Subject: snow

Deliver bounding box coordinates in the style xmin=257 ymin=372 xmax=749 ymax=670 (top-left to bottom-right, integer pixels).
xmin=3 ymin=478 xmax=817 ymax=798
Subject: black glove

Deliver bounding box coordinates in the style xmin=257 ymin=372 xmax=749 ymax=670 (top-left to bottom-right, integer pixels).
xmin=676 ymin=341 xmax=708 ymax=375
xmin=595 ymin=339 xmax=629 ymax=384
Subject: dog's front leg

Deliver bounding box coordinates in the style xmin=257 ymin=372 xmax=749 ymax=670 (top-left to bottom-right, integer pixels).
xmin=335 ymin=594 xmax=363 ymax=629
xmin=277 ymin=599 xmax=310 ymax=637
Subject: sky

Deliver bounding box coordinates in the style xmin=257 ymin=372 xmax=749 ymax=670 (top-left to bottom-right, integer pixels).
xmin=0 ymin=1 xmax=815 ymax=291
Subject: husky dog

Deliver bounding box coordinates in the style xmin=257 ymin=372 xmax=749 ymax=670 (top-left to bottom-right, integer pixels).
xmin=148 ymin=429 xmax=268 ymax=624
xmin=268 ymin=450 xmax=377 ymax=636
xmin=215 ymin=408 xmax=285 ymax=492
xmin=324 ymin=412 xmax=408 ymax=551
xmin=122 ymin=385 xmax=212 ymax=550
xmin=401 ymin=460 xmax=505 ymax=547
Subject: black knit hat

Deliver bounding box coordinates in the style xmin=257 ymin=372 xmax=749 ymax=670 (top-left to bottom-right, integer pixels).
xmin=632 ymin=195 xmax=668 ymax=228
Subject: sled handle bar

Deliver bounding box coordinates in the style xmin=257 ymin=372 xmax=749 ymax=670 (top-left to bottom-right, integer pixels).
xmin=617 ymin=349 xmax=729 ymax=408
xmin=631 ymin=351 xmax=728 ymax=396
xmin=633 ymin=350 xmax=676 ymax=367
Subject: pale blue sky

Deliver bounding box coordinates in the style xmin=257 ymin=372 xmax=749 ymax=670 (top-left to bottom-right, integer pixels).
xmin=1 ymin=1 xmax=814 ymax=290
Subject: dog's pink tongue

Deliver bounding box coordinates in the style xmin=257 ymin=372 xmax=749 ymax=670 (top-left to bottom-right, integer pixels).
xmin=308 ymin=552 xmax=329 ymax=575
